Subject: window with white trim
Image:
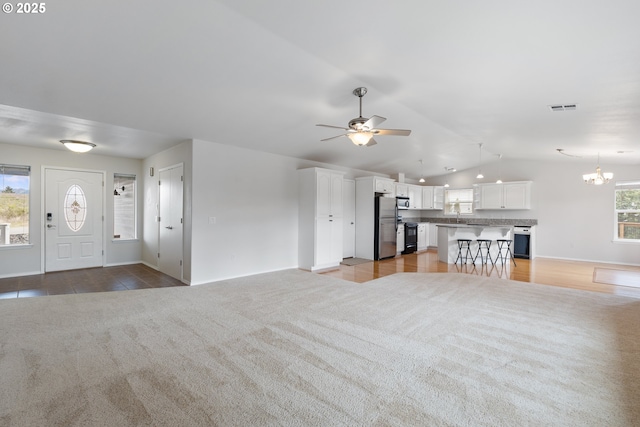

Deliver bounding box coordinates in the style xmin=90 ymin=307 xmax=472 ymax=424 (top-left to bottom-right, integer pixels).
xmin=444 ymin=188 xmax=474 ymax=215
xmin=615 ymin=180 xmax=640 ymax=241
xmin=113 ymin=174 xmax=136 ymax=239
xmin=0 ymin=164 xmax=30 ymax=245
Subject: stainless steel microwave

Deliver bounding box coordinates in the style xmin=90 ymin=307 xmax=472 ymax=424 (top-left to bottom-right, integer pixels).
xmin=396 ymin=197 xmax=410 ymax=210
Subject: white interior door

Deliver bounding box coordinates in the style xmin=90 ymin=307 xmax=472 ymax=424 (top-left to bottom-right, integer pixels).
xmin=343 ymin=179 xmax=355 ymax=258
xmin=158 ymin=164 xmax=183 ymax=281
xmin=45 ymin=168 xmax=104 ymax=272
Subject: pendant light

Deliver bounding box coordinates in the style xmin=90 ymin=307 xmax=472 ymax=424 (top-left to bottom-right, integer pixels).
xmin=476 ymin=143 xmax=484 ymax=179
xmin=583 ymin=153 xmax=613 ymax=185
xmin=444 ymin=167 xmax=456 ymax=188
xmin=418 ymin=159 xmax=425 ymax=183
xmin=496 ymin=154 xmax=503 ymax=184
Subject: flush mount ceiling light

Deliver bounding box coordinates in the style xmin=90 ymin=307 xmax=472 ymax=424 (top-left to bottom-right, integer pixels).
xmin=583 ymin=153 xmax=613 ymax=185
xmin=476 ymin=143 xmax=484 ymax=179
xmin=60 ymin=140 xmax=96 ymax=153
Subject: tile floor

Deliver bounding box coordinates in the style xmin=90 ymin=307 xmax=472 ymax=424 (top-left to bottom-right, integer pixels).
xmin=0 ymin=264 xmax=186 ymax=299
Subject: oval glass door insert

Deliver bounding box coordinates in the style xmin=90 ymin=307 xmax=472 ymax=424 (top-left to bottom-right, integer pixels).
xmin=64 ymin=184 xmax=87 ymax=232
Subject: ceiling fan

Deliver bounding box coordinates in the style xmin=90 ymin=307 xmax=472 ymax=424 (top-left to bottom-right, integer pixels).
xmin=316 ymin=87 xmax=411 ymax=147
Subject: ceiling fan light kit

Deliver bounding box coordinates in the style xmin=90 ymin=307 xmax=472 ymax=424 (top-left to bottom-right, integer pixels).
xmin=60 ymin=140 xmax=96 ymax=153
xmin=317 ymin=87 xmax=411 ymax=147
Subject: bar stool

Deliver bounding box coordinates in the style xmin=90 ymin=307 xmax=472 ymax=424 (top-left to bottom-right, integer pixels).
xmin=454 ymin=239 xmax=474 ymax=264
xmin=496 ymin=239 xmax=516 ymax=266
xmin=475 ymin=239 xmax=494 ymax=264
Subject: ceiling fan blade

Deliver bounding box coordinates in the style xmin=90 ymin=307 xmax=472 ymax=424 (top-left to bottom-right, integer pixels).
xmin=362 ymin=115 xmax=386 ymax=130
xmin=374 ymin=128 xmax=412 ymax=136
xmin=320 ymin=134 xmax=348 ymax=142
xmin=316 ymin=124 xmax=350 ymax=131
xmin=365 ymin=138 xmax=377 ymax=147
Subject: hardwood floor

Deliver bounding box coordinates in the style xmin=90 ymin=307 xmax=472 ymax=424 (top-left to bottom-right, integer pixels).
xmin=322 ymin=249 xmax=640 ymax=299
xmin=0 ymin=264 xmax=186 ymax=299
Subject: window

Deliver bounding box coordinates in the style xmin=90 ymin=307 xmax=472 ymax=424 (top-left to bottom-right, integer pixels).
xmin=64 ymin=184 xmax=87 ymax=232
xmin=113 ymin=174 xmax=136 ymax=239
xmin=615 ymin=181 xmax=640 ymax=241
xmin=444 ymin=188 xmax=474 ymax=215
xmin=0 ymin=164 xmax=30 ymax=245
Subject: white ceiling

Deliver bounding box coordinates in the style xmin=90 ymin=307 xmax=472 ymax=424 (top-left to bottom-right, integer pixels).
xmin=1 ymin=0 xmax=639 ymax=179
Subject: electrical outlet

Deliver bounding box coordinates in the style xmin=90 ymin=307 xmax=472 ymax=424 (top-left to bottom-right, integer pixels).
xmin=209 ymin=216 xmax=216 ymax=225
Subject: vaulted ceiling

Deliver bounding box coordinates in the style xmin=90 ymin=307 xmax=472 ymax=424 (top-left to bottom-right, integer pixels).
xmin=1 ymin=0 xmax=639 ymax=179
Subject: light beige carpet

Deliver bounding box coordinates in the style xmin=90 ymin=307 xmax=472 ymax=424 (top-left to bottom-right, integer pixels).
xmin=1 ymin=270 xmax=639 ymax=426
xmin=594 ymin=267 xmax=640 ymax=288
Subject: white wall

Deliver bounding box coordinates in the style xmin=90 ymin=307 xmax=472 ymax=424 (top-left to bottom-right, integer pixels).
xmin=142 ymin=140 xmax=193 ymax=282
xmin=0 ymin=142 xmax=143 ymax=278
xmin=420 ymin=158 xmax=640 ymax=266
xmin=188 ymin=139 xmax=383 ymax=285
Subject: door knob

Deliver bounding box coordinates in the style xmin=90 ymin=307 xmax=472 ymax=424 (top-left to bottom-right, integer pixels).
xmin=165 ymin=226 xmax=173 ymax=230
xmin=47 ymin=224 xmax=56 ymax=229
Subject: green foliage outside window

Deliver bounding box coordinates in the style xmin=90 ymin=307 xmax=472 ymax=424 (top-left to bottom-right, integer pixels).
xmin=615 ymin=186 xmax=640 ymax=240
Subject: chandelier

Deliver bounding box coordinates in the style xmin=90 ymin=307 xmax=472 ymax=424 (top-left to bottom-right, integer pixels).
xmin=583 ymin=154 xmax=613 ymax=185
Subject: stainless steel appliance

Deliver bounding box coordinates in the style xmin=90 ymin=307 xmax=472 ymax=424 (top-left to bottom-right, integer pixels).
xmin=374 ymin=196 xmax=397 ymax=260
xmin=396 ymin=196 xmax=410 ymax=210
xmin=513 ymin=226 xmax=531 ymax=259
xmin=402 ymin=222 xmax=418 ymax=254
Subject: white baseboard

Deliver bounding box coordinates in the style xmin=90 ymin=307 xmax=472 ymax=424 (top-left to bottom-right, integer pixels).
xmin=0 ymin=270 xmax=42 ymax=280
xmin=534 ymin=255 xmax=640 ymax=267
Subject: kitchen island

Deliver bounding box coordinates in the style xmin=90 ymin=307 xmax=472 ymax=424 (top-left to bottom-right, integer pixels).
xmin=437 ymin=224 xmax=513 ymax=264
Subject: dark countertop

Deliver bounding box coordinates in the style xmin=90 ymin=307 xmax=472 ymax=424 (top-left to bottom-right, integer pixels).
xmin=405 ymin=218 xmax=538 ymax=226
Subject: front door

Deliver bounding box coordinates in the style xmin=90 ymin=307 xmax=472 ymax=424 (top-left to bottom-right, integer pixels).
xmin=158 ymin=164 xmax=183 ymax=281
xmin=45 ymin=168 xmax=104 ymax=272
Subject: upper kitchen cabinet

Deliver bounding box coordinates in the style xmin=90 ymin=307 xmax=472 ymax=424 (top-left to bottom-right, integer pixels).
xmin=475 ymin=181 xmax=532 ymax=210
xmin=298 ymin=168 xmax=346 ymax=271
xmin=395 ymin=183 xmax=409 ymax=197
xmin=407 ymin=185 xmax=422 ymax=209
xmin=375 ymin=177 xmax=395 ymax=195
xmin=422 ymin=186 xmax=444 ymax=210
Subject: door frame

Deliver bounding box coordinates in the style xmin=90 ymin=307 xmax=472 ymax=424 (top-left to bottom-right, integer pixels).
xmin=41 ymin=166 xmax=106 ymax=273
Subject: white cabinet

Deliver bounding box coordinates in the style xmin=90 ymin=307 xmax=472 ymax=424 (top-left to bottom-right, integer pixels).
xmin=397 ymin=223 xmax=405 ymax=254
xmin=417 ymin=223 xmax=428 ymax=251
xmin=428 ymin=223 xmax=440 ymax=247
xmin=395 ymin=183 xmax=409 ymax=197
xmin=317 ymin=170 xmax=343 ymax=217
xmin=475 ymin=181 xmax=532 ymax=210
xmin=375 ymin=177 xmax=395 ymax=194
xmin=420 ymin=186 xmax=445 ymax=209
xmin=298 ymin=168 xmax=345 ymax=271
xmin=408 ymin=185 xmax=422 ymax=209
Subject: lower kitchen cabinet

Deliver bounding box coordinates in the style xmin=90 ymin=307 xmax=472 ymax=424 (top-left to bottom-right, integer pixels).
xmin=397 ymin=224 xmax=405 ymax=254
xmin=428 ymin=223 xmax=440 ymax=247
xmin=315 ymin=217 xmax=344 ymax=267
xmin=417 ymin=223 xmax=428 ymax=251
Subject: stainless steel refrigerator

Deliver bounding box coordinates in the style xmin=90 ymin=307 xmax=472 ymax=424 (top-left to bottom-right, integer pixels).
xmin=374 ymin=196 xmax=397 ymax=260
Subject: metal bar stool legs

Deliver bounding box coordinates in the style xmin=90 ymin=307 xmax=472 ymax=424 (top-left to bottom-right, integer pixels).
xmin=496 ymin=239 xmax=517 ymax=266
xmin=455 ymin=239 xmax=474 ymax=264
xmin=475 ymin=239 xmax=494 ymax=264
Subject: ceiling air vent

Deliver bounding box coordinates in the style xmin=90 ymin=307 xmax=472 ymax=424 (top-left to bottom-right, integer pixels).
xmin=549 ymin=104 xmax=577 ymax=111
